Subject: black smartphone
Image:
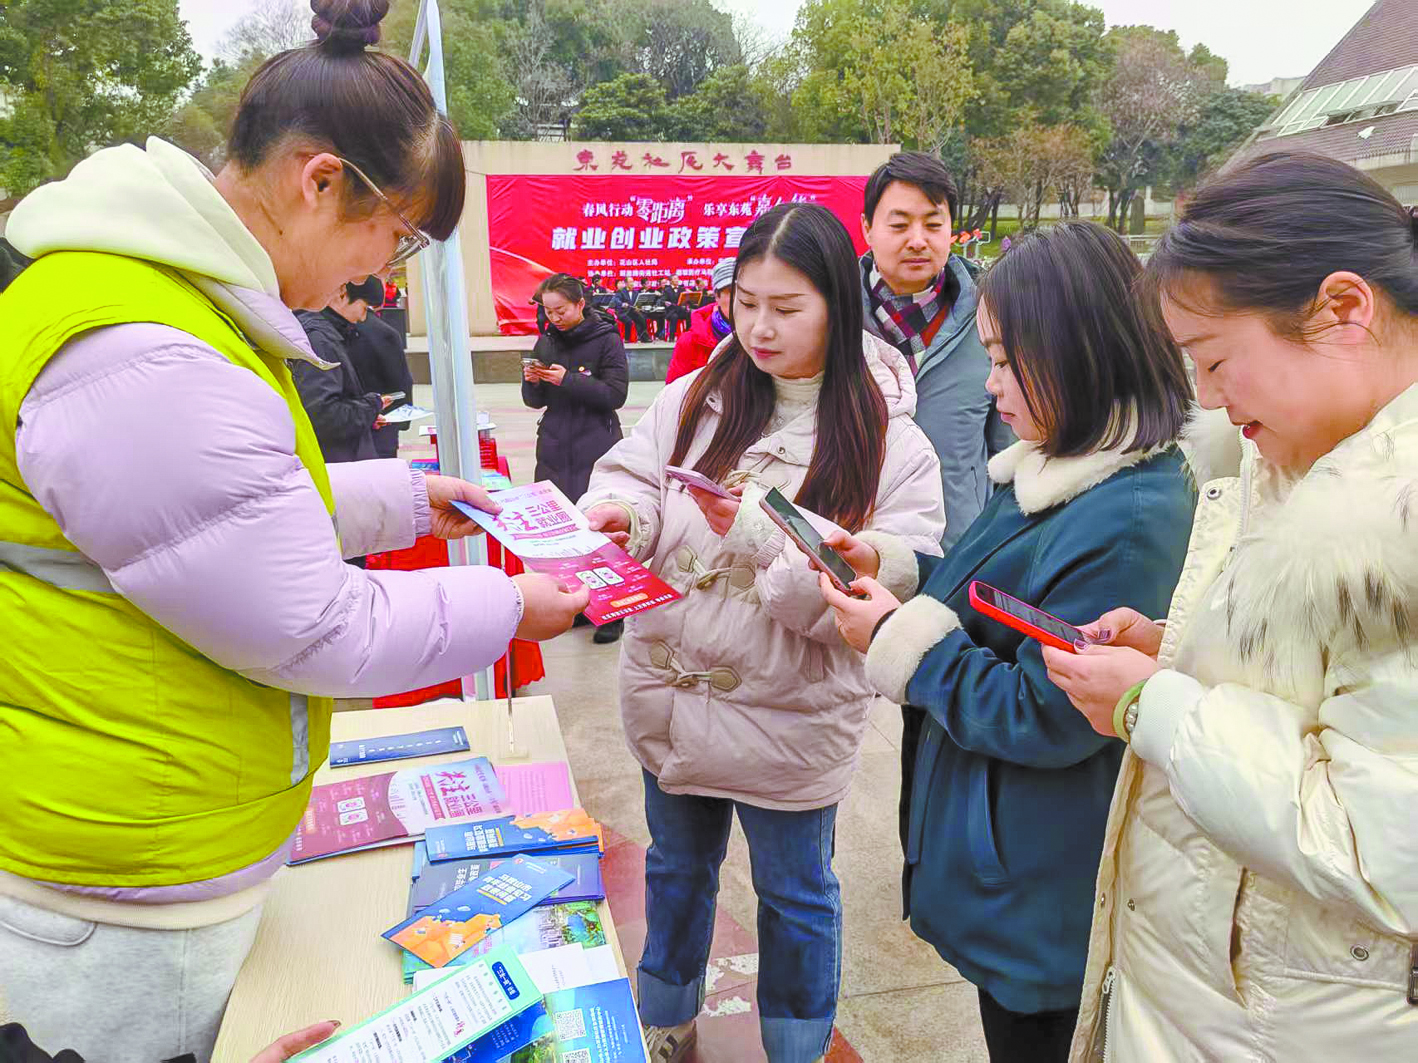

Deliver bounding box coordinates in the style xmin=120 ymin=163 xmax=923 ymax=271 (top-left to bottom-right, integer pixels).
xmin=759 ymin=487 xmax=860 ymax=594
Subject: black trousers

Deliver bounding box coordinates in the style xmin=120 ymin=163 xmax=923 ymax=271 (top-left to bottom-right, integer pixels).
xmin=977 ymin=988 xmax=1077 ymax=1063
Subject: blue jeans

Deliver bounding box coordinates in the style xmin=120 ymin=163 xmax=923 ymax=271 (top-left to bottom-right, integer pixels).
xmin=637 ymin=769 xmax=841 ymax=1063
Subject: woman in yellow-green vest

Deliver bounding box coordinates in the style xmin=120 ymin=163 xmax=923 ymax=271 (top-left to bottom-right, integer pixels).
xmin=0 ymin=2 xmax=586 ymax=1059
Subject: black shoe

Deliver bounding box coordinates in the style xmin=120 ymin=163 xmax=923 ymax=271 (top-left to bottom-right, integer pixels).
xmin=573 ymin=613 xmax=592 ymax=629
xmin=593 ymin=619 xmax=624 ymax=644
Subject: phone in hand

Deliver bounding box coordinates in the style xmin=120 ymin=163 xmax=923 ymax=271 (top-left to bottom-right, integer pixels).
xmin=521 ymin=355 xmax=545 ymax=369
xmin=759 ymin=487 xmax=860 ymax=594
xmin=665 ymin=465 xmax=735 ymax=500
xmin=968 ymin=581 xmax=1089 ymax=653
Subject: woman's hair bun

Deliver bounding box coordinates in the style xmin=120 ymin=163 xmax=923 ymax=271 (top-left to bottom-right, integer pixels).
xmin=311 ymin=0 xmax=389 ymax=55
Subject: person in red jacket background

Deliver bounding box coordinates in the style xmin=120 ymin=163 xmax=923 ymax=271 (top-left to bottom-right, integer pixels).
xmin=665 ymin=257 xmax=736 ymax=383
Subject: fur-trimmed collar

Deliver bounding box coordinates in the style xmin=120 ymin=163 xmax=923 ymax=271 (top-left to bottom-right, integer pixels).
xmin=1179 ymin=405 xmax=1244 ymax=485
xmin=987 ymin=437 xmax=1154 ymax=515
xmin=1206 ymin=382 xmax=1418 ymax=697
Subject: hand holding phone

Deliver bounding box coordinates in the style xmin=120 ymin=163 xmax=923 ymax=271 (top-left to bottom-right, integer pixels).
xmin=968 ymin=581 xmax=1089 ymax=652
xmin=759 ymin=488 xmax=860 ymax=594
xmin=665 ymin=465 xmax=735 ymax=500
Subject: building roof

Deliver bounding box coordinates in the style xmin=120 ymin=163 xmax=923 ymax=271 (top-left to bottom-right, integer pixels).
xmin=1226 ymin=0 xmax=1418 ymax=172
xmin=1303 ymin=0 xmax=1418 ymax=89
xmin=1231 ymin=110 xmax=1418 ymax=169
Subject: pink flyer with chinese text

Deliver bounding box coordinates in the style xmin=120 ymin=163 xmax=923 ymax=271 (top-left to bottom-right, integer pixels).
xmin=290 ymin=757 xmax=508 ymax=864
xmin=454 ymin=482 xmax=680 ymax=626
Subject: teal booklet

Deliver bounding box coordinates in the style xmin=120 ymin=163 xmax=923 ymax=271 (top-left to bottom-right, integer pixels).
xmin=385 ymin=855 xmax=574 ymax=969
xmin=288 ymin=946 xmax=541 ymax=1063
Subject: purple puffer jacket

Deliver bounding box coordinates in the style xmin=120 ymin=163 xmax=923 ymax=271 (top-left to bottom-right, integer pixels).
xmin=15 ymin=292 xmax=522 ymax=699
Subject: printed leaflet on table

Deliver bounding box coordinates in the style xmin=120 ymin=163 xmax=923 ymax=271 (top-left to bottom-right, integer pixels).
xmin=290 ymin=757 xmax=507 ymax=864
xmin=286 ymin=945 xmax=540 ymax=1063
xmin=403 ymin=900 xmax=607 ymax=985
xmin=449 ymin=482 xmax=680 ymax=625
xmin=493 ymin=762 xmax=574 ymax=816
xmin=411 ymin=851 xmax=604 ymax=911
xmin=385 ymin=855 xmax=575 ymax=968
xmin=424 ymin=809 xmax=604 ymax=863
xmin=505 ymin=978 xmax=647 ymax=1063
xmin=328 ymin=727 xmax=471 ymax=767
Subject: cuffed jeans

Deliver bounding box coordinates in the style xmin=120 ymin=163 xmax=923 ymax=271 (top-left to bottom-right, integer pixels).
xmin=637 ymin=769 xmax=841 ymax=1063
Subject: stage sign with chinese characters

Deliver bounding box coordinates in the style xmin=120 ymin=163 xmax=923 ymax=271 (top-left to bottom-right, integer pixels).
xmin=485 ymin=162 xmax=870 ymax=334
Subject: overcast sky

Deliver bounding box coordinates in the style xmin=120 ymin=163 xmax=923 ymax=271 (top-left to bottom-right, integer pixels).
xmin=179 ymin=0 xmax=1375 ymax=88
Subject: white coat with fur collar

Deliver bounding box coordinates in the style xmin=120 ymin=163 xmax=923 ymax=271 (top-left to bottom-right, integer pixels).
xmin=1070 ymin=390 xmax=1418 ymax=1061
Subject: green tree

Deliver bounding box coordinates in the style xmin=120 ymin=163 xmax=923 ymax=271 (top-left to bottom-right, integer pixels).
xmin=995 ymin=1 xmax=1110 ymax=127
xmin=384 ymin=0 xmax=515 ymax=140
xmin=572 ymin=73 xmax=669 ymax=140
xmin=613 ymin=0 xmax=741 ymax=100
xmin=789 ymin=0 xmax=974 ymax=149
xmin=665 ymin=65 xmax=768 ymax=141
xmin=1094 ymin=25 xmax=1223 ymax=231
xmin=0 ymin=0 xmax=202 ymax=195
xmin=1156 ymin=87 xmax=1276 ymax=194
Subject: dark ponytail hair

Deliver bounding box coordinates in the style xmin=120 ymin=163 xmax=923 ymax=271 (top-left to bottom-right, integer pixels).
xmin=541 ymin=273 xmax=586 ymax=305
xmin=227 ymin=0 xmax=466 ymax=240
xmin=1144 ymin=151 xmax=1418 ymax=339
xmin=667 ymin=203 xmax=889 ymax=532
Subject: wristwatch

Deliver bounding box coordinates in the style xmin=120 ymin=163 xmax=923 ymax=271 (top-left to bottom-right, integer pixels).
xmin=1113 ymin=680 xmax=1148 ymax=743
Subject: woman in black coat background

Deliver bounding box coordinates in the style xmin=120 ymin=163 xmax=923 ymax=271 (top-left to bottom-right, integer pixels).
xmin=522 ymin=273 xmax=630 ymax=504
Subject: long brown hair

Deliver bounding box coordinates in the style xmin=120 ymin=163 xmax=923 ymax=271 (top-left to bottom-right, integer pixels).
xmin=667 ymin=204 xmax=889 ymax=532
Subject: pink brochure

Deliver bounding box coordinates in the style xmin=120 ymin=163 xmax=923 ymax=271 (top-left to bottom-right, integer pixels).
xmin=495 ymin=761 xmax=575 ymax=815
xmin=452 ymin=482 xmax=680 ymax=626
xmin=290 ymin=757 xmax=507 ymax=864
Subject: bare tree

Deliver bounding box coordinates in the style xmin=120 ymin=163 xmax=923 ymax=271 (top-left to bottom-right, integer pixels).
xmin=730 ymin=9 xmax=781 ymax=71
xmin=1096 ymin=28 xmax=1218 ymax=231
xmin=506 ymin=2 xmax=576 ymax=139
xmin=219 ymin=0 xmax=312 ymax=66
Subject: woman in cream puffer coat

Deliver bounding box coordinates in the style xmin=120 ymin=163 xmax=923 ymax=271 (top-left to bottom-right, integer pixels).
xmin=1043 ymin=152 xmax=1418 ymax=1060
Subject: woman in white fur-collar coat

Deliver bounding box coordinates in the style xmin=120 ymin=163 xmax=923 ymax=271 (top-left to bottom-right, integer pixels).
xmin=1045 ymin=153 xmax=1418 ymax=1060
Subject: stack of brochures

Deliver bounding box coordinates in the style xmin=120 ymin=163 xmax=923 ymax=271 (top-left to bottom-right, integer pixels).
xmin=289 ymin=756 xmax=508 ymax=864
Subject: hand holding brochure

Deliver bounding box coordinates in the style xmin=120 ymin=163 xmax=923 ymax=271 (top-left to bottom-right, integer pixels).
xmin=384 ymin=855 xmax=575 ymax=968
xmin=450 ymin=482 xmax=679 ymax=626
xmin=383 ymin=403 xmax=435 ymax=424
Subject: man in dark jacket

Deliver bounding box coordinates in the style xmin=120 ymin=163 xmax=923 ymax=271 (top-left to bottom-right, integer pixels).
xmin=523 ymin=274 xmax=630 ymax=643
xmin=610 ymin=277 xmax=650 ymax=342
xmin=293 ymin=282 xmax=389 ymax=464
xmin=342 ymin=277 xmax=414 ymax=459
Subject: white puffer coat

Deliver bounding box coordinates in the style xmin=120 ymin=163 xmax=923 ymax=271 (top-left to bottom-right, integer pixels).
xmin=582 ymin=334 xmax=945 ymax=810
xmin=1070 ymin=391 xmax=1418 ymax=1061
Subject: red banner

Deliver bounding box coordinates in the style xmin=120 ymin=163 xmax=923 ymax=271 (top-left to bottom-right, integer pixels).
xmin=485 ymin=174 xmax=870 ymax=335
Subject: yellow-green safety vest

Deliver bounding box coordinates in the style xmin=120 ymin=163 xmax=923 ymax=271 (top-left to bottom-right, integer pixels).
xmin=0 ymin=250 xmax=336 ymax=887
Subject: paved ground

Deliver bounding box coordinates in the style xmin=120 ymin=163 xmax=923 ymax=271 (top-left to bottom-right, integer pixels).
xmin=399 ymin=382 xmax=989 ymax=1063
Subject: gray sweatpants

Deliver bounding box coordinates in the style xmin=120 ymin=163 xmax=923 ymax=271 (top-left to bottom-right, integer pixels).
xmin=0 ymin=895 xmax=262 ymax=1063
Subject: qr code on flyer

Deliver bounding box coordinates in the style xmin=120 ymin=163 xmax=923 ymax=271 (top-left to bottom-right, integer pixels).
xmin=554 ymin=1008 xmax=587 ymax=1042
xmin=562 ymin=1052 xmax=591 ymax=1063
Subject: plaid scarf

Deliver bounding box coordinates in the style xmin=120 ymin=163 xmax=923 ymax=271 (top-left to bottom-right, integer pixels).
xmin=865 ymin=257 xmax=953 ymax=372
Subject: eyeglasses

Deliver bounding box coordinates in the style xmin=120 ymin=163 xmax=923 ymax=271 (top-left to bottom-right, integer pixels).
xmin=337 ymin=157 xmax=431 ymax=268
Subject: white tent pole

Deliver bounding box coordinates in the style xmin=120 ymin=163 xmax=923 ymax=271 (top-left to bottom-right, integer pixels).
xmin=411 ymin=0 xmax=494 ymax=702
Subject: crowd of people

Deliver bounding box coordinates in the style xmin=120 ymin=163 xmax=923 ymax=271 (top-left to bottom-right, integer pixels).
xmin=2 ymin=2 xmax=1417 ymax=1063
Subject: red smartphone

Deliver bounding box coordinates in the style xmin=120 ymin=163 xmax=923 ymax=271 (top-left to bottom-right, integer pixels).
xmin=968 ymin=581 xmax=1087 ymax=653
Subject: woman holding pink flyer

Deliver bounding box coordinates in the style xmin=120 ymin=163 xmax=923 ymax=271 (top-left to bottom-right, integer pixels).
xmin=580 ymin=203 xmax=946 ymax=1063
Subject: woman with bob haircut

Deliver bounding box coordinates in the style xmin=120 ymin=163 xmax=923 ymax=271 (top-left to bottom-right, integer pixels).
xmin=581 ymin=202 xmax=946 ymax=1063
xmin=0 ymin=1 xmax=585 ymax=1057
xmin=1047 ymin=152 xmax=1418 ymax=1060
xmin=823 ymin=220 xmax=1196 ymax=1062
